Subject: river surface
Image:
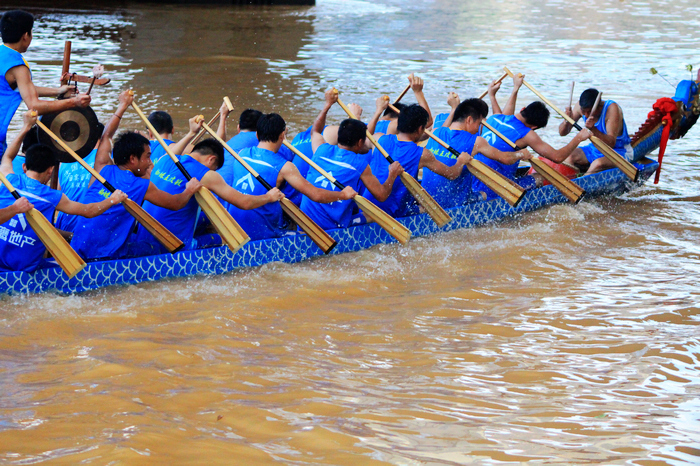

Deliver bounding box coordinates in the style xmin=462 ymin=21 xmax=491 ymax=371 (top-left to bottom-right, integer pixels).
xmin=1 ymin=0 xmax=700 ymax=464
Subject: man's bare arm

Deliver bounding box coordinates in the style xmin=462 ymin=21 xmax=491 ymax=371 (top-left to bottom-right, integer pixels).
xmin=521 ymin=129 xmax=590 ymax=163
xmin=312 ymin=89 xmax=338 ymax=153
xmin=0 ymin=111 xmax=36 ymax=176
xmin=10 ymin=66 xmax=90 ymax=115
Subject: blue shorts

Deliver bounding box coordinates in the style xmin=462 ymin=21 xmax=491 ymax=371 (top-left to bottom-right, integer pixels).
xmin=581 ymin=143 xmax=631 ymax=164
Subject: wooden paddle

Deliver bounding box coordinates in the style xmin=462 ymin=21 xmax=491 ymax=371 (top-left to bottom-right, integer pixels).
xmin=0 ymin=172 xmax=86 ymax=278
xmin=477 ymin=78 xmax=585 ymax=203
xmin=131 ymin=100 xmax=250 ymax=253
xmin=569 ymin=81 xmax=575 ymax=109
xmin=478 ymin=72 xmax=509 ymax=100
xmin=199 ymin=120 xmax=338 ymax=254
xmin=36 ymin=120 xmax=185 ymax=254
xmin=336 ymin=96 xmax=452 ymax=227
xmin=385 ymin=102 xmax=526 ymax=207
xmin=281 ymin=140 xmax=411 ymax=245
xmin=392 ymin=83 xmax=411 ymax=105
xmin=192 ymin=97 xmax=233 ymax=146
xmin=480 ymin=119 xmax=585 ymax=204
xmin=503 ymin=67 xmax=638 ymax=181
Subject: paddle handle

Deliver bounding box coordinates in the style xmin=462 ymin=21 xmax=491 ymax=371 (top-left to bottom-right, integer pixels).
xmin=0 ymin=171 xmax=22 ymax=200
xmin=337 ymin=97 xmax=396 ymax=163
xmin=590 ymin=91 xmax=602 ymax=115
xmin=478 ymin=72 xmax=509 ymax=100
xmin=281 ymin=140 xmax=345 ymax=190
xmin=393 ymin=83 xmax=411 ymax=105
xmin=131 ymin=101 xmax=192 ymax=181
xmin=569 ymin=81 xmax=575 ymax=109
xmin=199 ymin=120 xmax=273 ymax=190
xmin=504 ymin=66 xmax=582 ymax=130
xmin=35 ymin=120 xmax=116 ymax=192
xmin=423 ymin=128 xmax=462 ymax=158
xmin=191 ymin=96 xmax=233 ymax=146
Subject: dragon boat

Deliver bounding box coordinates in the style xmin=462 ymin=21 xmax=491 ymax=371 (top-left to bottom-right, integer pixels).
xmin=1 ymin=80 xmax=698 ymax=295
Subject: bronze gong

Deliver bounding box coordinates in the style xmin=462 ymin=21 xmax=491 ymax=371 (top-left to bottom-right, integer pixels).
xmin=38 ymin=106 xmax=100 ymax=163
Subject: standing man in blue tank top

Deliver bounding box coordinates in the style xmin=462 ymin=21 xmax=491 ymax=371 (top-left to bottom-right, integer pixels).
xmin=0 ymin=111 xmax=127 ymax=272
xmin=0 ymin=10 xmax=91 ymax=158
xmin=224 ymin=113 xmax=356 ymax=240
xmin=559 ymin=88 xmax=632 ymax=174
xmin=362 ymin=104 xmax=471 ymax=217
xmin=71 ymin=91 xmax=203 ymax=260
xmin=300 ymin=89 xmax=403 ymax=230
xmin=425 ymin=98 xmax=532 ymax=205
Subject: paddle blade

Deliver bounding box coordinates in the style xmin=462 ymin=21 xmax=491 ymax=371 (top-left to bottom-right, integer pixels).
xmin=280 ymin=198 xmax=337 ymax=254
xmin=195 ymin=187 xmax=250 ymax=253
xmin=466 ymin=159 xmax=525 ymax=207
xmin=25 ymin=208 xmax=86 ymax=278
xmin=354 ymin=195 xmax=411 ymax=245
xmin=530 ymin=158 xmax=585 ymax=204
xmin=590 ymin=136 xmax=639 ymax=181
xmin=122 ymin=198 xmax=184 ymax=253
xmin=399 ymin=172 xmax=452 ymax=227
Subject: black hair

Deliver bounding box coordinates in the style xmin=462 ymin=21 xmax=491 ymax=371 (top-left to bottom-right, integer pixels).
xmin=383 ymin=102 xmax=406 ymax=118
xmin=21 ymin=126 xmax=40 ymax=154
xmin=520 ymin=102 xmax=550 ymax=129
xmin=113 ymin=131 xmax=149 ymax=166
xmin=239 ymin=109 xmax=263 ymax=131
xmin=192 ymin=138 xmax=224 ymax=170
xmin=397 ymin=104 xmax=428 ymax=134
xmin=579 ymin=88 xmax=600 ymax=110
xmin=453 ymin=98 xmax=488 ymax=122
xmin=24 ymin=144 xmax=55 ymax=173
xmin=1 ymin=10 xmax=33 ymax=44
xmin=337 ymin=119 xmax=367 ymax=147
xmin=256 ymin=113 xmax=286 ymax=143
xmin=147 ymin=111 xmax=173 ymax=135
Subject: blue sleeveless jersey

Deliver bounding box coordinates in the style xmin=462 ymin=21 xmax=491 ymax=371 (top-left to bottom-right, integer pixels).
xmin=149 ymin=138 xmax=174 ymax=163
xmin=374 ymin=119 xmax=391 ymax=134
xmin=71 ymin=165 xmax=149 ymax=260
xmin=11 ymin=154 xmax=24 ymax=176
xmin=0 ymin=45 xmax=28 ymax=157
xmin=0 ymin=173 xmax=63 ymax=272
xmin=423 ymin=126 xmax=476 ymax=208
xmin=361 ymin=134 xmax=422 ymax=217
xmin=55 ymin=149 xmax=97 ymax=232
xmin=581 ymin=100 xmax=632 ymax=161
xmin=225 ymin=146 xmax=287 ymax=240
xmin=473 ymin=114 xmax=531 ymax=199
xmin=433 ymin=113 xmax=449 ymax=129
xmin=290 ymin=125 xmax=328 ymax=179
xmin=137 ymin=155 xmax=210 ymax=249
xmin=300 ymin=144 xmax=371 ymax=229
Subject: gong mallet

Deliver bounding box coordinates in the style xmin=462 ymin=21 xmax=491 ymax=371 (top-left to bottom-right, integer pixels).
xmin=36 ymin=119 xmax=185 ymax=254
xmin=282 ymin=140 xmax=411 ymax=245
xmin=336 ymin=94 xmax=452 ymax=227
xmin=192 ymin=96 xmax=234 ymax=146
xmin=131 ymin=99 xmax=250 ymax=254
xmin=503 ymin=67 xmax=638 ymax=181
xmin=0 ymin=171 xmax=85 ymax=278
xmin=198 ymin=119 xmax=338 ymax=254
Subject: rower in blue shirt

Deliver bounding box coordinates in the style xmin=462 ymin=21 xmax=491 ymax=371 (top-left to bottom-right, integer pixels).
xmin=223 ymin=113 xmax=356 ymax=240
xmin=361 ymin=104 xmax=470 ymax=217
xmin=136 ymin=116 xmax=283 ymax=252
xmin=71 ymin=91 xmax=202 ymax=260
xmin=475 ymin=74 xmax=591 ymax=198
xmin=0 ymin=10 xmax=90 ymax=158
xmin=54 ymin=122 xmax=104 ymax=233
xmin=147 ymin=111 xmax=175 ymax=163
xmin=300 ymin=89 xmax=403 ymax=230
xmin=559 ymin=87 xmax=631 ymax=174
xmin=0 ymin=111 xmax=126 ymax=272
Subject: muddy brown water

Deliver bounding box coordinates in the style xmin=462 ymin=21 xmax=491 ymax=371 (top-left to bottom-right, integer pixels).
xmin=1 ymin=0 xmax=699 ymax=464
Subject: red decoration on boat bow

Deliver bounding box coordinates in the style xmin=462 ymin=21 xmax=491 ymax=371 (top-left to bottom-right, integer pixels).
xmin=650 ymin=97 xmax=678 ymax=184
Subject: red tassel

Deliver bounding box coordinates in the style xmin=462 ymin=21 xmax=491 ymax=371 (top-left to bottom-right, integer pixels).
xmin=654 ymin=114 xmax=673 ymax=184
